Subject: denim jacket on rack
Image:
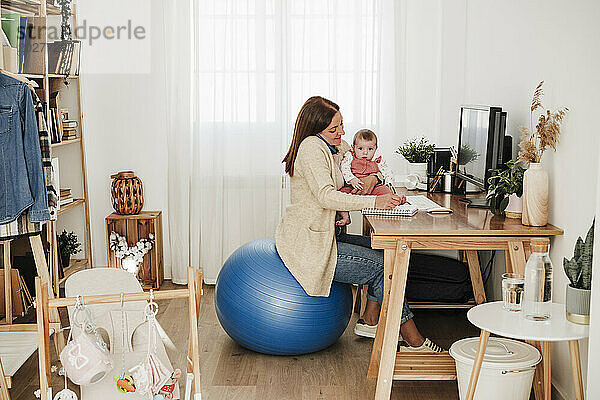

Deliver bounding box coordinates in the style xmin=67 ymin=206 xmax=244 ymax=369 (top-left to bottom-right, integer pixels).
xmin=0 ymin=73 xmax=50 ymax=224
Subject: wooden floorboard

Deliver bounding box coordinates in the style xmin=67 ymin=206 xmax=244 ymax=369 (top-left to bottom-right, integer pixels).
xmin=9 ymin=281 xmax=478 ymax=399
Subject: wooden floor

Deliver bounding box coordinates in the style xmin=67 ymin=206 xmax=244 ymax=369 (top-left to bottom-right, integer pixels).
xmin=9 ymin=282 xmax=478 ymax=400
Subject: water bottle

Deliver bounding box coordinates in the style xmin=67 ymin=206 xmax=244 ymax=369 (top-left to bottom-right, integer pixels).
xmin=522 ymin=238 xmax=553 ymax=321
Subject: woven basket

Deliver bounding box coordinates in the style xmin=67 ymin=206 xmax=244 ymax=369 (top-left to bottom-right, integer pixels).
xmin=110 ymin=171 xmax=144 ymax=215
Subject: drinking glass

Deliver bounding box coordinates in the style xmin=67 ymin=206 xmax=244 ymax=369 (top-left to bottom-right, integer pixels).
xmin=502 ymin=273 xmax=524 ymax=311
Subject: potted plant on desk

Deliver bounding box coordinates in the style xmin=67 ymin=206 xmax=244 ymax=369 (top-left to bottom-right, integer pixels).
xmin=563 ymin=220 xmax=594 ymax=325
xmin=396 ymin=137 xmax=435 ymax=182
xmin=486 ymin=160 xmax=525 ymax=218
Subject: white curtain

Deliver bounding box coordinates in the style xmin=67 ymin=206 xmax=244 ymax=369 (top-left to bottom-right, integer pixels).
xmin=165 ymin=0 xmax=407 ymax=283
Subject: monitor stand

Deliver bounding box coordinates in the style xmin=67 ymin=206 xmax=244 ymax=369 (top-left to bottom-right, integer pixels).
xmin=459 ymin=196 xmax=490 ymax=209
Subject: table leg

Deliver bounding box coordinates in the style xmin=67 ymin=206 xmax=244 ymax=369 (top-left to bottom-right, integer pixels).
xmin=368 ymin=248 xmax=395 ymax=378
xmin=511 ymin=240 xmax=546 ymax=400
xmin=374 ymin=241 xmax=411 ymax=400
xmin=568 ymin=340 xmax=584 ymax=400
xmin=526 ymin=340 xmax=545 ymax=400
xmin=465 ymin=329 xmax=490 ymax=400
xmin=465 ymin=251 xmax=486 ymax=304
xmin=543 ymin=342 xmax=551 ymax=400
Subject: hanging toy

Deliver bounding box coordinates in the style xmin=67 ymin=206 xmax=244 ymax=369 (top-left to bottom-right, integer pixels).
xmin=129 ymin=291 xmax=172 ymax=397
xmin=114 ymin=375 xmax=136 ymax=393
xmin=59 ymin=296 xmax=112 ymax=387
xmin=158 ymin=369 xmax=181 ymax=400
xmin=114 ymin=293 xmax=136 ymax=393
xmin=53 ymin=388 xmax=77 ymax=400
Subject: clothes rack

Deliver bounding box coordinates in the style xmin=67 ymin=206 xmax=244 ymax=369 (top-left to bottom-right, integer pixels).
xmin=35 ymin=267 xmax=203 ymax=400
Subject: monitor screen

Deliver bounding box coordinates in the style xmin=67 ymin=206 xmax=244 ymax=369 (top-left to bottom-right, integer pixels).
xmin=457 ymin=107 xmax=490 ymax=188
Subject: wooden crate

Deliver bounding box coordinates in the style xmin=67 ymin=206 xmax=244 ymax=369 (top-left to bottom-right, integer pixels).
xmin=105 ymin=211 xmax=164 ymax=289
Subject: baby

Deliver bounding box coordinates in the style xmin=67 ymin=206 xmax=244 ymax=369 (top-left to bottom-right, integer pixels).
xmin=336 ymin=129 xmax=403 ymax=226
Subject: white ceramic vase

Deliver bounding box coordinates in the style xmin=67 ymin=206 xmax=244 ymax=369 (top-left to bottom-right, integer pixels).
xmin=505 ymin=194 xmax=523 ymax=219
xmin=522 ymin=163 xmax=548 ymax=226
xmin=407 ymin=162 xmax=428 ymax=183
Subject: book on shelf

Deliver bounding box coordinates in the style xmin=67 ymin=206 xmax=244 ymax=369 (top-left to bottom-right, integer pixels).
xmin=1 ymin=13 xmax=20 ymax=73
xmin=48 ymin=40 xmax=81 ymax=75
xmin=49 ymin=92 xmax=64 ymax=142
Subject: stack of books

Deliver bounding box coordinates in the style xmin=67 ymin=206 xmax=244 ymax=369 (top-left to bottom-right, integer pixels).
xmin=60 ymin=188 xmax=74 ymax=206
xmin=62 ymin=119 xmax=78 ymax=141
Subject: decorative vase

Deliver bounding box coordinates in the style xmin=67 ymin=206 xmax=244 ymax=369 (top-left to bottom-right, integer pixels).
xmin=505 ymin=194 xmax=523 ymax=219
xmin=407 ymin=162 xmax=428 ymax=183
xmin=522 ymin=163 xmax=548 ymax=226
xmin=566 ymin=284 xmax=590 ymax=325
xmin=110 ymin=171 xmax=144 ymax=215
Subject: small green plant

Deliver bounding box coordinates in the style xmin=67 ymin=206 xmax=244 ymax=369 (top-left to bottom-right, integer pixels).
xmin=396 ymin=137 xmax=435 ymax=163
xmin=486 ymin=160 xmax=525 ymax=216
xmin=563 ymin=220 xmax=594 ymax=290
xmin=58 ymin=230 xmax=81 ymax=258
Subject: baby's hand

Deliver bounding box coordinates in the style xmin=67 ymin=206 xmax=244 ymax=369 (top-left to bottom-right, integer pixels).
xmin=336 ymin=211 xmax=351 ymax=226
xmin=349 ymin=178 xmax=363 ymax=190
xmin=399 ymin=195 xmax=407 ymax=204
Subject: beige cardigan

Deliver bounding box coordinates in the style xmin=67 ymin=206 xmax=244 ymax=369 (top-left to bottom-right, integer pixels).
xmin=275 ymin=136 xmax=376 ymax=296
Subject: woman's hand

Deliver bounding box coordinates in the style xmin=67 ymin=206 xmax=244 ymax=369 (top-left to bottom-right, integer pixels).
xmin=374 ymin=194 xmax=404 ymax=209
xmin=352 ymin=175 xmax=378 ymax=195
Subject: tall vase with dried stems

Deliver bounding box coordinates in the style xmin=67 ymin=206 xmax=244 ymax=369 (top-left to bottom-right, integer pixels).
xmin=522 ymin=163 xmax=548 ymax=226
xmin=518 ymin=81 xmax=568 ymax=227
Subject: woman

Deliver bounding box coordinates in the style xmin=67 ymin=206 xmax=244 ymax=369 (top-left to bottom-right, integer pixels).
xmin=275 ymin=96 xmax=442 ymax=351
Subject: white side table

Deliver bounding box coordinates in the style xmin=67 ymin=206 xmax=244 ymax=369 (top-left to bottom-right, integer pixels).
xmin=466 ymin=302 xmax=589 ymax=400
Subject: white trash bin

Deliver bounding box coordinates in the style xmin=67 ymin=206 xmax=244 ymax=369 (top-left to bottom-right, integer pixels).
xmin=449 ymin=337 xmax=541 ymax=400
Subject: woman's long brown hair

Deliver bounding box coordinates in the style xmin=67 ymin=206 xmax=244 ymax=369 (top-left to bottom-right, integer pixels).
xmin=283 ymin=96 xmax=340 ymax=176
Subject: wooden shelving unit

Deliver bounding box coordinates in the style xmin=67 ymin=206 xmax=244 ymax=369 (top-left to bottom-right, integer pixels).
xmin=1 ymin=0 xmax=91 ymax=295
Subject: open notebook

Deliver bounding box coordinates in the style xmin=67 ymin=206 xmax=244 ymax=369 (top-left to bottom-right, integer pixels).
xmin=362 ymin=204 xmax=418 ymax=217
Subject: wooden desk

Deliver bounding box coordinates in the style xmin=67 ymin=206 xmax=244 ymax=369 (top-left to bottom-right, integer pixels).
xmin=363 ymin=190 xmax=563 ymax=400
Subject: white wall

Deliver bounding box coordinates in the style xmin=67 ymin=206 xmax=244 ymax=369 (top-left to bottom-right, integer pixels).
xmin=75 ymin=0 xmax=172 ymax=277
xmin=422 ymin=1 xmax=600 ymax=397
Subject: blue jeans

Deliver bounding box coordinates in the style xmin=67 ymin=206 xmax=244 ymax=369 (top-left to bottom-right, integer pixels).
xmin=333 ymin=231 xmax=414 ymax=324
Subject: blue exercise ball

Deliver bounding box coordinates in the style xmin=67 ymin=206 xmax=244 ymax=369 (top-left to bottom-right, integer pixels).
xmin=215 ymin=238 xmax=353 ymax=355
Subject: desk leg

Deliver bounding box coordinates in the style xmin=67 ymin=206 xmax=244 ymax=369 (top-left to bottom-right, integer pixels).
xmin=543 ymin=342 xmax=551 ymax=400
xmin=368 ymin=248 xmax=395 ymax=378
xmin=569 ymin=340 xmax=584 ymax=400
xmin=508 ymin=241 xmax=527 ymax=275
xmin=374 ymin=241 xmax=411 ymax=400
xmin=465 ymin=329 xmax=490 ymax=400
xmin=465 ymin=251 xmax=486 ymax=304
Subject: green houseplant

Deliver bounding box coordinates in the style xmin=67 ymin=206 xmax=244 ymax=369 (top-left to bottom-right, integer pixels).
xmin=563 ymin=220 xmax=594 ymax=324
xmin=57 ymin=230 xmax=81 ymax=273
xmin=396 ymin=137 xmax=435 ymax=181
xmin=486 ymin=160 xmax=525 ymax=217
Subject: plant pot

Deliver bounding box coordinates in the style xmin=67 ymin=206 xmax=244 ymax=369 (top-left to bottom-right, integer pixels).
xmin=505 ymin=194 xmax=523 ymax=219
xmin=522 ymin=163 xmax=548 ymax=226
xmin=566 ymin=284 xmax=590 ymax=325
xmin=407 ymin=162 xmax=428 ymax=183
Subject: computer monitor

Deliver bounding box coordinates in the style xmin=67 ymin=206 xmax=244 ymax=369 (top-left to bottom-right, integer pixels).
xmin=455 ymin=105 xmax=506 ymax=207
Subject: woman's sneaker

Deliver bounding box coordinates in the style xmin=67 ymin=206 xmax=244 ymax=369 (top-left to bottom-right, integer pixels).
xmin=398 ymin=338 xmax=444 ymax=353
xmin=353 ymin=319 xmax=403 ymax=341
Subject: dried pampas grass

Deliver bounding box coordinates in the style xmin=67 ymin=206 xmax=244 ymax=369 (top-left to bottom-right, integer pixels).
xmin=518 ymin=81 xmax=569 ymax=164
